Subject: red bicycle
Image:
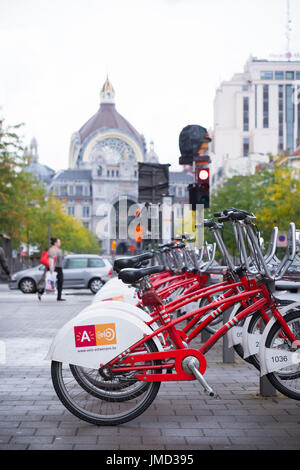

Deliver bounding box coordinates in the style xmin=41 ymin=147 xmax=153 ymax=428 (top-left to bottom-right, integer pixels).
xmin=50 ymin=209 xmax=300 ymax=426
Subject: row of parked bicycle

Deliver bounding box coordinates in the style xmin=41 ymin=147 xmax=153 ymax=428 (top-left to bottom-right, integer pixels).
xmin=47 ymin=207 xmax=300 ymax=426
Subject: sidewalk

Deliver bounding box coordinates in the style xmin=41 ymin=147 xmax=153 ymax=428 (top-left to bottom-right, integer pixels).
xmin=0 ymin=285 xmax=300 ymax=450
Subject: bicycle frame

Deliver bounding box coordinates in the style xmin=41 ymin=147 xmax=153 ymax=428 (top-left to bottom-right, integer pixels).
xmin=106 ymin=272 xmax=299 ymax=382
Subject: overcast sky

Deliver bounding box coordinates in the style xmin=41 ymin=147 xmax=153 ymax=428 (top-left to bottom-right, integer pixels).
xmin=1 ymin=0 xmax=299 ymax=172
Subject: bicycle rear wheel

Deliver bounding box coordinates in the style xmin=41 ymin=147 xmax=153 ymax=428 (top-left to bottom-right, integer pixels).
xmin=51 ymin=338 xmax=161 ymax=425
xmin=265 ymin=309 xmax=300 ymax=400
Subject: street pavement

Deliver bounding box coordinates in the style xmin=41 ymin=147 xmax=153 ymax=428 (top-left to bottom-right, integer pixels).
xmin=0 ymin=283 xmax=300 ymax=450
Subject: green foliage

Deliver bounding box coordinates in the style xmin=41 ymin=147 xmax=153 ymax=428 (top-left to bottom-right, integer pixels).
xmin=205 ymin=165 xmax=300 ymax=258
xmin=0 ymin=118 xmax=99 ymax=254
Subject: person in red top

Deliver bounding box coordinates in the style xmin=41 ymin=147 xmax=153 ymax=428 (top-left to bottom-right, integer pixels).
xmin=37 ymin=237 xmax=65 ymax=301
xmin=48 ymin=237 xmax=65 ymax=301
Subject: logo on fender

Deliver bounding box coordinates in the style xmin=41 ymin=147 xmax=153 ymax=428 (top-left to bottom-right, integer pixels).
xmin=74 ymin=323 xmax=117 ymax=348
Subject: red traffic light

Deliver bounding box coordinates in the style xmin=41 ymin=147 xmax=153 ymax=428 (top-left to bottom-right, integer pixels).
xmin=198 ymin=168 xmax=209 ymax=181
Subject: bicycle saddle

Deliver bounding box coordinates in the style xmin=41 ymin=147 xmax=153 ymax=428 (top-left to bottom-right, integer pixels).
xmin=118 ymin=265 xmax=165 ymax=284
xmin=174 ymin=242 xmax=186 ymax=249
xmin=113 ymin=252 xmax=153 ymax=273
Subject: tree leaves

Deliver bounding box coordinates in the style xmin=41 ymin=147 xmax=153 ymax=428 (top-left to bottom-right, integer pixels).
xmin=0 ymin=119 xmax=99 ymax=254
xmin=206 ymin=165 xmax=300 ymax=256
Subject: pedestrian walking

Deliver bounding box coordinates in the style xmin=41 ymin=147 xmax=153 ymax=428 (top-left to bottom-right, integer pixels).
xmin=48 ymin=237 xmax=65 ymax=302
xmin=0 ymin=246 xmax=12 ymax=280
xmin=37 ymin=237 xmax=65 ymax=301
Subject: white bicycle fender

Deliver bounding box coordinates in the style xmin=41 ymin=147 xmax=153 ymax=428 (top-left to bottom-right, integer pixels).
xmin=45 ymin=306 xmax=163 ymax=369
xmin=259 ymin=302 xmax=300 ymax=376
xmin=241 ymin=316 xmax=261 ymax=359
xmin=226 ymin=304 xmax=243 ymax=349
xmin=93 ymin=278 xmax=134 ymax=300
xmin=75 ymin=301 xmax=164 ymax=346
xmin=93 ymin=285 xmax=138 ymax=305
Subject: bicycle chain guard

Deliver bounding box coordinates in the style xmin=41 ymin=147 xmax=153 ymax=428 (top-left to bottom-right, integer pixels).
xmin=119 ymin=348 xmax=207 ymax=382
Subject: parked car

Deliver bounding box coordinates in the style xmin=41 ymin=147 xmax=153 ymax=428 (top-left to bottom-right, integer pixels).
xmin=275 ymin=280 xmax=300 ymax=293
xmin=9 ymin=254 xmax=113 ymax=294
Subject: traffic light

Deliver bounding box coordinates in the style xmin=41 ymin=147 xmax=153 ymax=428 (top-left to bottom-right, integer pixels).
xmin=197 ymin=168 xmax=210 ymax=183
xmin=188 ymin=167 xmax=210 ymax=210
xmin=134 ymin=208 xmax=144 ymax=243
xmin=135 ymin=224 xmax=144 ymax=243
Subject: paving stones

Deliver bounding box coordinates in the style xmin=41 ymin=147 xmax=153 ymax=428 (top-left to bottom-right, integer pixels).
xmin=0 ymin=284 xmax=300 ymax=450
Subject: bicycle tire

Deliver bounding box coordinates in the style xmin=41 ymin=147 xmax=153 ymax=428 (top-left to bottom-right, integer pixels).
xmin=239 ymin=300 xmax=296 ymax=372
xmin=51 ymin=338 xmax=161 ymax=426
xmin=69 ymin=361 xmax=152 ymax=402
xmin=198 ymin=295 xmax=224 ymax=335
xmin=265 ymin=309 xmax=300 ymax=400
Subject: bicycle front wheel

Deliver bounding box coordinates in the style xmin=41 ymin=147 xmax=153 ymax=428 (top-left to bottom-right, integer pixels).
xmin=51 ymin=338 xmax=161 ymax=426
xmin=265 ymin=309 xmax=300 ymax=400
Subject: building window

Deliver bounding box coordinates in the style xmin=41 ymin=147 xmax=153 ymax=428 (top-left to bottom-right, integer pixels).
xmin=296 ymin=71 xmax=300 ymax=80
xmin=263 ymin=85 xmax=269 ymax=128
xmin=275 ymin=71 xmax=284 ymax=80
xmin=260 ymin=71 xmax=273 ymax=80
xmin=242 ymin=85 xmax=249 ymax=91
xmin=286 ymin=71 xmax=294 ymax=80
xmin=82 ymin=206 xmax=90 ymax=217
xmin=243 ymin=97 xmax=249 ymax=131
xmin=60 ymin=185 xmax=68 ymax=196
xmin=69 ymin=185 xmax=74 ymax=196
xmin=116 ymin=169 xmax=119 ymax=177
xmin=134 ymin=170 xmax=137 ymax=178
xmin=107 ymin=169 xmax=110 ymax=177
xmin=68 ymin=206 xmax=75 ymax=216
xmin=97 ymin=165 xmax=102 ymax=176
xmin=286 ymin=84 xmax=295 ymax=153
xmin=111 ymin=170 xmax=115 ymax=177
xmin=243 ymin=137 xmax=249 ymax=157
xmin=278 ymin=85 xmax=284 ymax=152
xmin=176 ymin=186 xmax=183 ymax=197
xmin=75 ymin=185 xmax=83 ymax=196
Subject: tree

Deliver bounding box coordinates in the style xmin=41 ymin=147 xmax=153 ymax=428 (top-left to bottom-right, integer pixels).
xmin=205 ymin=164 xmax=300 ymax=258
xmin=0 ymin=118 xmax=45 ymax=246
xmin=0 ymin=118 xmax=100 ymax=255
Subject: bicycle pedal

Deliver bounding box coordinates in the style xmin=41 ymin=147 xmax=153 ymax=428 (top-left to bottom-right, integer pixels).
xmin=182 ymin=356 xmax=216 ymax=397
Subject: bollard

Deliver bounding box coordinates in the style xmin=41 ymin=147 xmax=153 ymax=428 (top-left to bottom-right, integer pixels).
xmin=259 ymin=280 xmax=277 ymax=397
xmin=222 ymin=305 xmax=235 ymax=363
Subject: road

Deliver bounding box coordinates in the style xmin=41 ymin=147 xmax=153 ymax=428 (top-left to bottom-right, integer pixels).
xmin=0 ymin=283 xmax=300 ymax=451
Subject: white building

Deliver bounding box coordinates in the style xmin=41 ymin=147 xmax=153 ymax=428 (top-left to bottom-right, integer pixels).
xmin=211 ymin=56 xmax=300 ymax=183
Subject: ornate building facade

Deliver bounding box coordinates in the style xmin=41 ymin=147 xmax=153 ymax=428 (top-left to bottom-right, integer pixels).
xmin=49 ymin=77 xmax=159 ymax=253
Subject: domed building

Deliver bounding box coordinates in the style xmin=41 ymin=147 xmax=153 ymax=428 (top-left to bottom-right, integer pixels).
xmin=69 ymin=77 xmax=147 ymax=169
xmin=24 ymin=137 xmax=55 ymax=185
xmin=50 ymin=77 xmax=158 ymax=253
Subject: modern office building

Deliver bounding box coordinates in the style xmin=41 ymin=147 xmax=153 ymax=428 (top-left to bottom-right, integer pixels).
xmin=211 ymin=56 xmax=300 ymax=181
